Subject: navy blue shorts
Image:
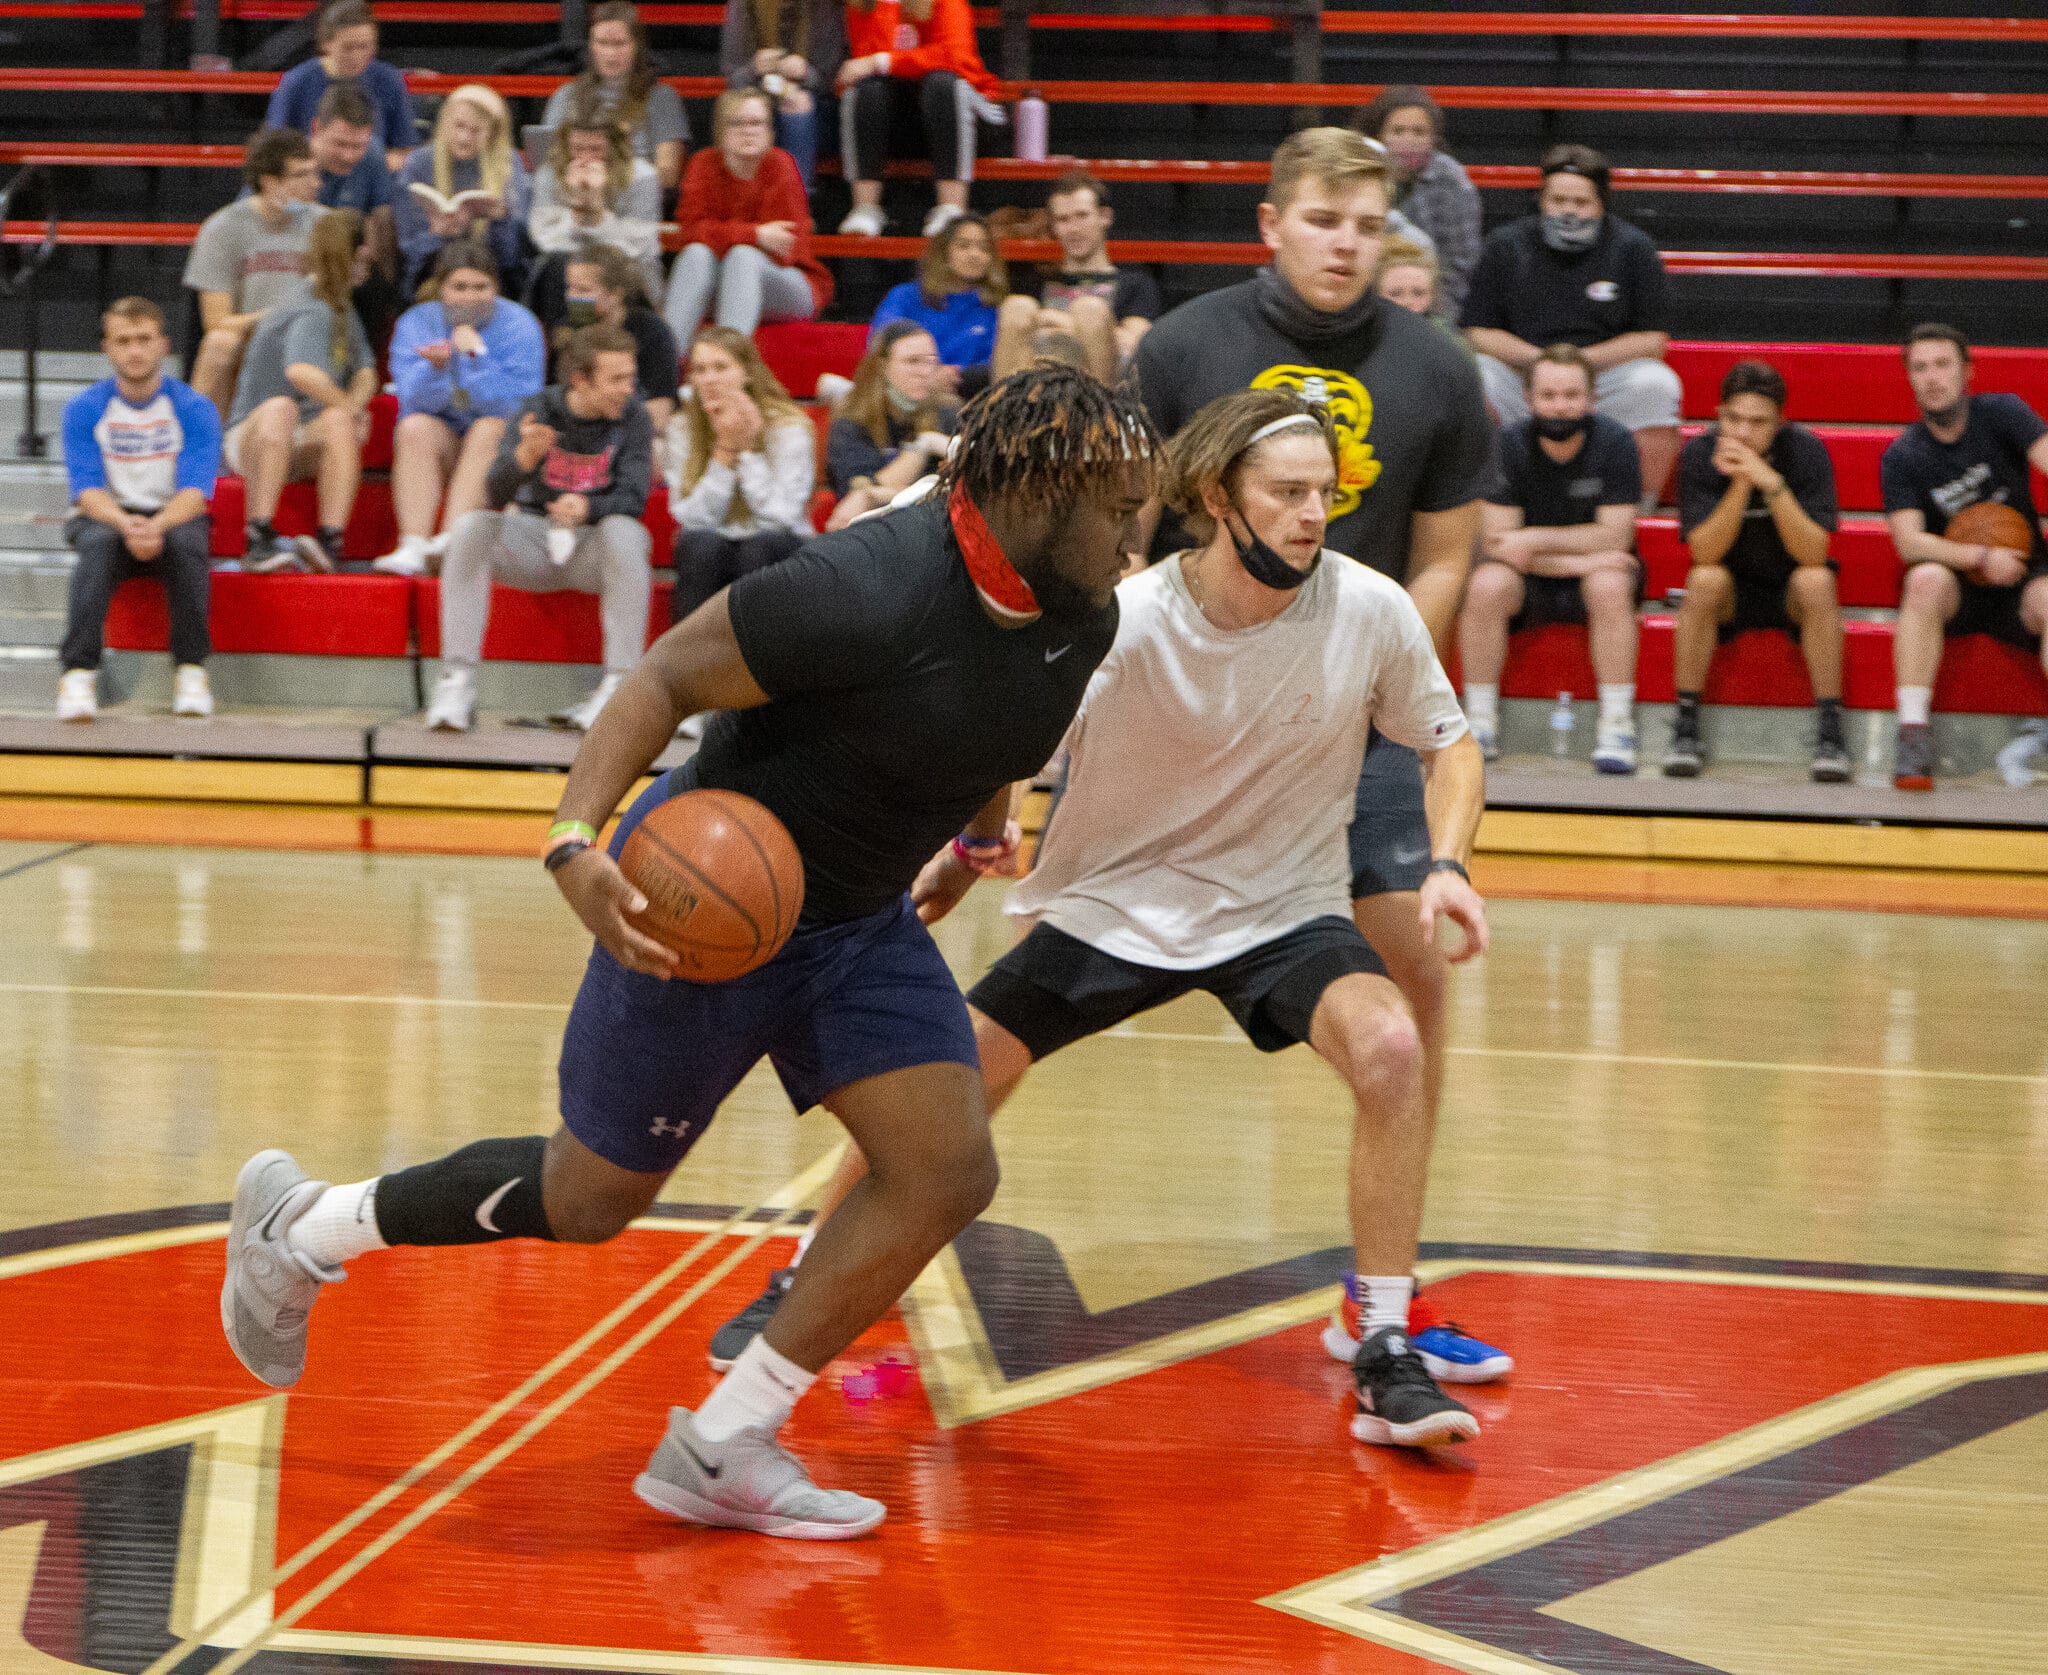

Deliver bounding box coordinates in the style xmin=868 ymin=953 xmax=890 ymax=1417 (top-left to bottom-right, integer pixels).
xmin=1348 ymin=730 xmax=1432 ymax=899
xmin=557 ymin=768 xmax=980 ymax=1174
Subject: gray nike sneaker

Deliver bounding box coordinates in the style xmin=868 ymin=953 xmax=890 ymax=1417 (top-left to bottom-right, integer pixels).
xmin=634 ymin=1407 xmax=885 ymax=1539
xmin=220 ymin=1149 xmax=343 ymax=1388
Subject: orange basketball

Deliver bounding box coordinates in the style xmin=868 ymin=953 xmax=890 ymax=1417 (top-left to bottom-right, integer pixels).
xmin=617 ymin=790 xmax=804 ymax=981
xmin=1946 ymin=499 xmax=2035 ymax=555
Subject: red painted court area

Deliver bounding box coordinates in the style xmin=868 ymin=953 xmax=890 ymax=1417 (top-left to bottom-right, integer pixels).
xmin=5 ymin=1223 xmax=2047 ymax=1673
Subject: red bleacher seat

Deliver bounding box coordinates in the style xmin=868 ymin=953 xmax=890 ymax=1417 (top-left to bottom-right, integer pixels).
xmin=413 ymin=579 xmax=675 ymax=662
xmin=757 ymin=322 xmax=866 ymax=399
xmin=1637 ymin=517 xmax=1901 ymax=607
xmin=104 ymin=571 xmax=412 ymax=656
xmin=1674 ymin=422 xmax=1893 ymax=513
xmin=1667 ymin=343 xmax=2048 ymax=425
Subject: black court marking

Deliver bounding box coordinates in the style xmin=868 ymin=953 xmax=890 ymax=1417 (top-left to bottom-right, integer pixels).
xmin=0 ymin=841 xmax=94 ymax=884
xmin=629 ymin=821 xmax=765 ymax=958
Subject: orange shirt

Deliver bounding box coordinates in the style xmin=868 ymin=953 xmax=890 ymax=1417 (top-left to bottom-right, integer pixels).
xmin=844 ymin=0 xmax=997 ymax=94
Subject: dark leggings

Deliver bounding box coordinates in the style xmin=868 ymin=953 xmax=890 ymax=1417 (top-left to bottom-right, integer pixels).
xmin=843 ymin=69 xmax=971 ymax=182
xmin=671 ymin=527 xmax=806 ymax=624
xmin=62 ymin=514 xmax=212 ymax=670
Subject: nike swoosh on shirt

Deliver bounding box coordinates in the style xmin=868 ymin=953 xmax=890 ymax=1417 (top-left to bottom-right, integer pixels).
xmin=475 ymin=1178 xmax=521 ymax=1234
xmin=1044 ymin=645 xmax=1072 ymax=663
xmin=1391 ymin=845 xmax=1430 ymax=867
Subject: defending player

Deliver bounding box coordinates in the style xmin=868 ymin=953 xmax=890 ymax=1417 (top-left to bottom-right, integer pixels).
xmin=218 ymin=365 xmax=1159 ymax=1539
xmin=716 ymin=389 xmax=1491 ymax=1446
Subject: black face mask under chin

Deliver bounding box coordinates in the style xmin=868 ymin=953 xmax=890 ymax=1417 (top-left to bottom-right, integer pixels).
xmin=1227 ymin=504 xmax=1315 ymax=591
xmin=1533 ymin=413 xmax=1591 ymax=443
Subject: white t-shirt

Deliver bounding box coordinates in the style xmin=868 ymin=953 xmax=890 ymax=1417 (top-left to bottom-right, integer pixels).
xmin=1006 ymin=552 xmax=1467 ymax=969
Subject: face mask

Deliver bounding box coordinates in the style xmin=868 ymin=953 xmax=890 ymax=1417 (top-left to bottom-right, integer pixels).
xmin=1386 ymin=141 xmax=1432 ymax=176
xmin=564 ymin=296 xmax=600 ymax=327
xmin=1226 ymin=500 xmax=1315 ymax=591
xmin=885 ymin=383 xmax=924 ymax=416
xmin=1540 ymin=211 xmax=1602 ymax=254
xmin=1533 ymin=413 xmax=1591 ymax=442
xmin=441 ymin=299 xmax=490 ymax=329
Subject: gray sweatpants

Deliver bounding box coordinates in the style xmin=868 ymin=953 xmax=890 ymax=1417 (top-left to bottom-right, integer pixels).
xmin=663 ymin=241 xmax=817 ymax=343
xmin=439 ymin=507 xmax=652 ymax=674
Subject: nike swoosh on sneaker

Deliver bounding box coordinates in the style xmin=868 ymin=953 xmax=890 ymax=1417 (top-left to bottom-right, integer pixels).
xmin=475 ymin=1178 xmax=520 ymax=1234
xmin=680 ymin=1435 xmax=724 ymax=1479
xmin=1044 ymin=645 xmax=1072 ymax=663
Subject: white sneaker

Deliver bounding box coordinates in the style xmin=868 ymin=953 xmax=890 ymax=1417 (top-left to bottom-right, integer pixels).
xmin=425 ymin=530 xmax=452 ymax=562
xmin=837 ymin=204 xmax=885 ymax=237
xmin=220 ymin=1149 xmax=342 ymax=1389
xmin=555 ymin=670 xmax=624 ymax=732
xmin=425 ymin=665 xmax=477 ymax=732
xmin=373 ymin=535 xmax=430 ymax=576
xmin=1468 ymin=716 xmax=1499 ymax=761
xmin=1592 ymin=716 xmax=1637 ymax=775
xmin=814 ymin=373 xmax=853 ymax=408
xmin=172 ymin=664 xmax=214 ymax=718
xmin=547 ymin=526 xmax=578 ymax=567
xmin=635 ymin=1407 xmax=885 ymax=1539
xmin=56 ymin=668 xmax=97 ymax=722
xmin=921 ymin=202 xmax=965 ymax=238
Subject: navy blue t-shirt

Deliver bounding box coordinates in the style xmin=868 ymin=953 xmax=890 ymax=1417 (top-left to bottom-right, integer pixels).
xmin=1880 ymin=393 xmax=2048 ymax=561
xmin=1490 ymin=413 xmax=1641 ymax=528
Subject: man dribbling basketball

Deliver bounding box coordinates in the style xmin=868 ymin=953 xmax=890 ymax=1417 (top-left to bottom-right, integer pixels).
xmin=219 ymin=364 xmax=1159 ymax=1539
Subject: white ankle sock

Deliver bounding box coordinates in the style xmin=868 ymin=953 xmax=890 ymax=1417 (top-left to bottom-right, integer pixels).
xmin=695 ymin=1336 xmax=816 ymax=1441
xmin=1357 ymin=1274 xmax=1414 ymax=1338
xmin=287 ymin=1179 xmax=387 ymax=1269
xmin=1462 ymin=683 xmax=1499 ymax=728
xmin=1897 ymin=686 xmax=1932 ymax=728
xmin=1598 ymin=684 xmax=1636 ymax=725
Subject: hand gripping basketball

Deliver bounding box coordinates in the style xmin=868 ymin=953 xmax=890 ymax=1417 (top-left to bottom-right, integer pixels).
xmin=551 ymin=845 xmax=683 ymax=979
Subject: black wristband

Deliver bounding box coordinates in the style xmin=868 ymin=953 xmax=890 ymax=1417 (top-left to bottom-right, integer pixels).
xmin=544 ymin=839 xmax=594 ymax=873
xmin=1429 ymin=857 xmax=1470 ymax=883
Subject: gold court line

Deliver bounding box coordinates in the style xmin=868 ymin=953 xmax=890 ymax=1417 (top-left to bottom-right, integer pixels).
xmin=271 ymin=1628 xmax=1028 ymax=1675
xmin=208 ymin=1153 xmax=841 ymax=1675
xmin=8 ymin=981 xmax=2042 ymax=1087
xmin=141 ymin=1146 xmax=842 ymax=1675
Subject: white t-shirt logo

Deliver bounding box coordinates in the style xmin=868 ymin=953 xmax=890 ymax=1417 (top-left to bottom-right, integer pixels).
xmin=1586 ymin=279 xmax=1620 ymax=303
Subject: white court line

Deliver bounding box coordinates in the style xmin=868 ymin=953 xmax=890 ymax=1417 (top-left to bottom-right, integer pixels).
xmin=7 ymin=981 xmax=2043 ymax=1086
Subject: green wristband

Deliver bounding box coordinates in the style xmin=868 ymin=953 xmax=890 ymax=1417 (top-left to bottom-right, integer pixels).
xmin=547 ymin=820 xmax=598 ymax=846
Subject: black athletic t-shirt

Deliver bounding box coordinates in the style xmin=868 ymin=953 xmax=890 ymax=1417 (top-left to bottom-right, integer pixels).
xmin=1461 ymin=215 xmax=1668 ymax=349
xmin=706 ymin=496 xmax=1116 ymax=924
xmin=1133 ymin=281 xmax=1494 ymax=579
xmin=1678 ymin=422 xmax=1839 ymax=583
xmin=1036 ymin=265 xmax=1163 ymax=323
xmin=1880 ymin=393 xmax=2048 ymax=561
xmin=1491 ymin=414 xmax=1641 ymax=528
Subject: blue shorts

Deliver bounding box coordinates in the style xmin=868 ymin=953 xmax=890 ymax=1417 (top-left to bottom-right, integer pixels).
xmin=557 ymin=768 xmax=980 ymax=1174
xmin=1348 ymin=730 xmax=1432 ymax=899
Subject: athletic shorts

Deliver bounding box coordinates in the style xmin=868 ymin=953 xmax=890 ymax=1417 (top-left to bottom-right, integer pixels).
xmin=221 ymin=413 xmax=320 ymax=478
xmin=1917 ymin=561 xmax=2048 ymax=649
xmin=556 ymin=766 xmax=979 ymax=1174
xmin=1348 ymin=729 xmax=1432 ymax=900
xmin=968 ymin=916 xmax=1385 ymax=1058
xmin=1714 ymin=562 xmax=1837 ymax=642
xmin=1501 ymin=559 xmax=1645 ymax=633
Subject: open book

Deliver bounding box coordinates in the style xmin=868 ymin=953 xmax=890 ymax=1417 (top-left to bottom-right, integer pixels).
xmin=408 ymin=182 xmax=503 ymax=216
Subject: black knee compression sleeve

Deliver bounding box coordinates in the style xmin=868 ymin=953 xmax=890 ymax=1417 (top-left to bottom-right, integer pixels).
xmin=373 ymin=1135 xmax=556 ymax=1246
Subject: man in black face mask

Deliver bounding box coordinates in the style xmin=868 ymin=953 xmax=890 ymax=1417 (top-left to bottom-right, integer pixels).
xmin=1462 ymin=144 xmax=1681 ymax=512
xmin=1460 ymin=344 xmax=1642 ymax=771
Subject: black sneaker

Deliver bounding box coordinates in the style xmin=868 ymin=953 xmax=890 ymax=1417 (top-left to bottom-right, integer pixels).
xmin=1893 ymin=722 xmax=1935 ymax=791
xmin=1351 ymin=1326 xmax=1480 ymax=1447
xmin=707 ymin=1267 xmax=794 ymax=1371
xmin=1812 ymin=710 xmax=1851 ymax=784
xmin=1663 ymin=710 xmax=1703 ymax=778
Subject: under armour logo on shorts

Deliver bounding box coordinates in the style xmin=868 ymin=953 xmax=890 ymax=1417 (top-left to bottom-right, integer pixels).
xmin=649 ymin=1117 xmax=691 ymax=1137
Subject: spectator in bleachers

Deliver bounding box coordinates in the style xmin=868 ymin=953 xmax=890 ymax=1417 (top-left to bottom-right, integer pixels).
xmin=184 ymin=128 xmax=321 ymax=422
xmin=299 ymin=84 xmax=401 ymax=343
xmin=836 ymin=0 xmax=1000 ymax=238
xmin=1463 ymin=145 xmax=1682 ymax=513
xmin=1354 ymin=86 xmax=1480 ymax=317
xmin=539 ymin=245 xmax=680 ymax=440
xmin=1460 ymin=344 xmax=1641 ymax=771
xmin=376 ymin=242 xmax=547 ymax=577
xmin=823 ymin=319 xmax=952 ymax=529
xmin=719 ymin=0 xmax=845 ymax=188
xmin=56 ymin=298 xmax=222 ymax=725
xmin=869 ymin=213 xmax=1002 ymax=396
xmin=1375 ymin=234 xmax=1438 ymax=318
xmin=529 ymin=108 xmax=665 ymax=301
xmin=662 ymin=88 xmax=831 ymax=344
xmin=1667 ymin=358 xmax=1846 ymax=782
xmin=668 ymin=326 xmax=816 ymax=650
xmin=266 ymin=0 xmax=417 ymax=172
xmin=424 ymin=324 xmax=654 ymax=735
xmin=223 ymin=211 xmax=376 ymax=575
xmin=989 ymin=171 xmax=1160 ymax=385
xmin=393 ymin=84 xmax=530 ymax=298
xmin=1881 ymin=323 xmax=2048 ymax=790
xmin=541 ymin=2 xmax=689 ymax=194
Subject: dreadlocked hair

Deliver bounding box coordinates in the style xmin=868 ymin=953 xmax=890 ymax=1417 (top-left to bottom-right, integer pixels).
xmin=936 ymin=363 xmax=1159 ymax=520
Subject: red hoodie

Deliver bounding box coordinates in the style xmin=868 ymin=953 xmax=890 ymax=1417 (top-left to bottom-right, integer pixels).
xmin=677 ymin=146 xmax=835 ymax=313
xmin=844 ymin=0 xmax=996 ymax=95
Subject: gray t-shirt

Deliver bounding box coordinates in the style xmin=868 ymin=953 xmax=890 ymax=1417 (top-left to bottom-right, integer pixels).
xmin=228 ymin=281 xmax=373 ymax=427
xmin=182 ymin=197 xmax=319 ymax=314
xmin=540 ymin=78 xmax=689 ymax=161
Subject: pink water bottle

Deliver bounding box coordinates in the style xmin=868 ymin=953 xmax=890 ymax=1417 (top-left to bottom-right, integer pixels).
xmin=1013 ymin=89 xmax=1048 ymax=162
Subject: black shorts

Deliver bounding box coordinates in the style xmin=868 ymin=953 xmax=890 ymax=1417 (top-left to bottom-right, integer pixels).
xmin=1348 ymin=730 xmax=1431 ymax=900
xmin=1919 ymin=561 xmax=2048 ymax=649
xmin=1496 ymin=558 xmax=1644 ymax=633
xmin=967 ymin=916 xmax=1385 ymax=1058
xmin=1717 ymin=562 xmax=1837 ymax=642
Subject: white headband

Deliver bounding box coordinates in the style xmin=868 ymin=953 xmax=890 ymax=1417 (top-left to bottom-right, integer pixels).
xmin=1246 ymin=413 xmax=1322 ymax=447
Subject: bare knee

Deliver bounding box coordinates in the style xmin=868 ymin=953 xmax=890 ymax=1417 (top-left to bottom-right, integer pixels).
xmin=251 ymin=396 xmax=299 ymax=439
xmin=1067 ymin=294 xmax=1113 ymax=332
xmin=1464 ymin=561 xmax=1522 ymax=618
xmin=997 ymin=294 xmax=1041 ymax=333
xmin=1788 ymin=566 xmax=1838 ymax=611
xmin=396 ymin=412 xmax=449 ymax=449
xmin=1581 ymin=564 xmax=1635 ymax=615
xmin=1901 ymin=563 xmax=1957 ymax=618
xmin=1320 ymin=989 xmax=1424 ymax=1103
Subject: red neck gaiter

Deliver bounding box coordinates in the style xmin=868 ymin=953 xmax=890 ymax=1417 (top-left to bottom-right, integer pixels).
xmin=950 ymin=482 xmax=1040 ymax=624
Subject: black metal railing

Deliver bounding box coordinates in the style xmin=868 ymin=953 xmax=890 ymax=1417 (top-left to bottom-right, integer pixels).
xmin=0 ymin=165 xmax=60 ymax=460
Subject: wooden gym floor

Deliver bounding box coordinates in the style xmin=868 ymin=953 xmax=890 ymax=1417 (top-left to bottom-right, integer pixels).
xmin=2 ymin=806 xmax=2046 ymax=1675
